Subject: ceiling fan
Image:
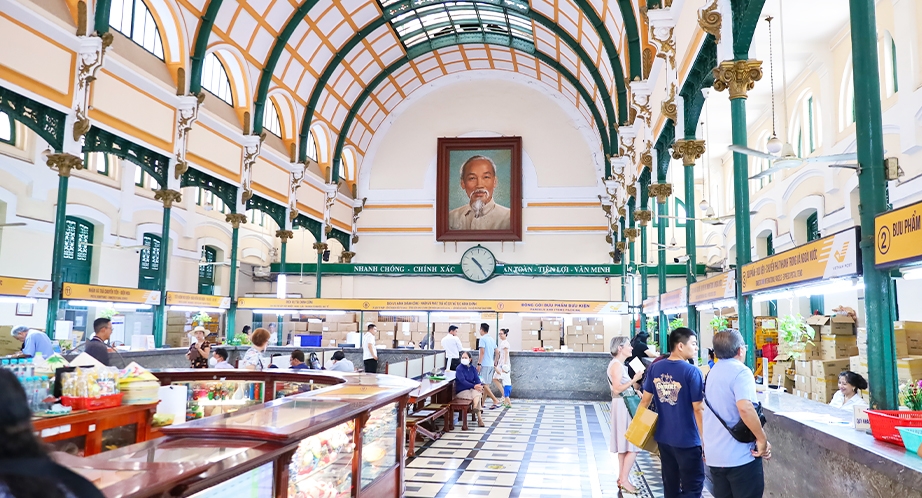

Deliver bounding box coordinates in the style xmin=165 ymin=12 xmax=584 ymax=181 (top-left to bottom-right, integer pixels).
xmin=0 ymin=222 xmax=25 ymax=227
xmin=85 ymin=208 xmax=149 ymax=250
xmin=197 ymin=253 xmax=231 ymax=267
xmin=732 ymin=15 xmax=857 ymax=181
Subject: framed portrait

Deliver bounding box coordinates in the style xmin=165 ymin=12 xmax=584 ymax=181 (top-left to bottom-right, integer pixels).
xmin=15 ymin=302 xmax=33 ymax=316
xmin=436 ymin=136 xmax=522 ymax=241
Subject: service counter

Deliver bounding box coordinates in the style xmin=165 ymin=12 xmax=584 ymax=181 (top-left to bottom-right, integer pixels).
xmin=58 ymin=370 xmax=419 ymax=498
xmin=760 ymin=390 xmax=922 ymax=496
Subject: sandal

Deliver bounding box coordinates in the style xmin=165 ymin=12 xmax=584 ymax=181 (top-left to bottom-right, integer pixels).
xmin=489 ymin=404 xmax=501 ymax=410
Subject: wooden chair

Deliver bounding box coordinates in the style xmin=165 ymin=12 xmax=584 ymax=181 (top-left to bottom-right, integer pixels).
xmin=406 ymin=404 xmax=450 ymax=457
xmin=429 ymin=398 xmax=475 ymax=431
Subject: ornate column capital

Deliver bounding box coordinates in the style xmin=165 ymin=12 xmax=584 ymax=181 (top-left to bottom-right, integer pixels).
xmin=226 ymin=213 xmax=248 ymax=229
xmin=697 ymin=0 xmax=721 ymax=42
xmin=616 ymin=241 xmax=627 ymax=252
xmin=154 ymin=189 xmax=182 ymax=209
xmin=313 ymin=242 xmax=328 ymax=254
xmin=671 ymin=139 xmax=707 ymax=166
xmin=624 ymin=228 xmax=640 ymax=242
xmin=648 ymin=183 xmax=673 ymax=204
xmin=46 ymin=153 xmax=84 ymax=177
xmin=173 ymin=93 xmax=204 ymax=179
xmin=276 ymin=230 xmax=294 ymax=243
xmin=712 ymin=60 xmax=763 ymax=100
xmin=661 ymin=84 xmax=678 ymax=122
xmin=634 ymin=209 xmax=653 ymax=226
xmin=341 ymin=251 xmax=356 ymax=263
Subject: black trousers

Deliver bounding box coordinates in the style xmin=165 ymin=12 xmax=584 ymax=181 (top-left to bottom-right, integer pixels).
xmin=449 ymin=358 xmax=461 ymax=371
xmin=709 ymin=458 xmax=764 ymax=498
xmin=658 ymin=443 xmax=704 ymax=498
xmin=364 ymin=359 xmax=378 ymax=374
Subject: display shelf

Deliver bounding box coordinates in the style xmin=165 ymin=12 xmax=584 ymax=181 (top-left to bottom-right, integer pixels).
xmin=288 ymin=422 xmax=355 ymax=498
xmin=275 ymin=380 xmax=326 ymax=399
xmin=360 ymin=403 xmax=398 ymax=489
xmin=174 ymin=380 xmax=264 ymax=421
xmin=33 ymin=403 xmax=157 ymax=456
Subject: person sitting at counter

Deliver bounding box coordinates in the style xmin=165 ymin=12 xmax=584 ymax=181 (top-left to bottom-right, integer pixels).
xmin=829 ymin=371 xmax=869 ymax=411
xmin=10 ymin=325 xmax=55 ymax=359
xmin=328 ymin=351 xmax=355 ymax=372
xmin=212 ymin=348 xmax=234 ymax=369
xmin=455 ymin=351 xmax=486 ymax=427
xmin=85 ymin=318 xmax=112 ymax=366
xmin=241 ymin=328 xmax=270 ymax=370
xmin=290 ymin=350 xmax=310 ymax=370
xmin=186 ymin=327 xmax=211 ymax=369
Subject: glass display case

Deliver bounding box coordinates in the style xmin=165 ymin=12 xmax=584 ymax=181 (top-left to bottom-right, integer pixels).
xmin=361 ymin=403 xmax=398 ymax=489
xmin=288 ymin=422 xmax=355 ymax=498
xmin=274 ymin=379 xmax=328 ymax=399
xmin=172 ymin=379 xmax=265 ymax=420
xmin=189 ymin=461 xmax=275 ymax=498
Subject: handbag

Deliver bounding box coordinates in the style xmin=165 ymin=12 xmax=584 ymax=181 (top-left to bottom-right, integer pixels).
xmin=621 ymin=390 xmax=641 ymax=418
xmin=625 ymin=405 xmax=659 ymax=454
xmin=704 ymin=373 xmax=766 ymax=443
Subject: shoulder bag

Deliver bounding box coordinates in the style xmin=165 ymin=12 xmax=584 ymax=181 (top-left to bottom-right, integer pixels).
xmin=608 ymin=365 xmax=641 ymax=418
xmin=704 ymin=372 xmax=766 ymax=443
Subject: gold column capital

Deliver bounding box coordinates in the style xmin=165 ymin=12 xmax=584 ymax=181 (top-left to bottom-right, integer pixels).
xmin=616 ymin=241 xmax=627 ymax=252
xmin=154 ymin=189 xmax=182 ymax=209
xmin=627 ymin=185 xmax=638 ymax=198
xmin=276 ymin=229 xmax=294 ymax=243
xmin=341 ymin=251 xmax=356 ymax=263
xmin=225 ymin=213 xmax=248 ymax=229
xmin=671 ymin=139 xmax=707 ymax=166
xmin=46 ymin=153 xmax=84 ymax=177
xmin=712 ymin=60 xmax=763 ymax=100
xmin=648 ymin=183 xmax=674 ymax=204
xmin=624 ymin=228 xmax=640 ymax=242
xmin=661 ymin=84 xmax=677 ymax=122
xmin=634 ymin=209 xmax=653 ymax=226
xmin=312 ymin=242 xmax=328 ymax=254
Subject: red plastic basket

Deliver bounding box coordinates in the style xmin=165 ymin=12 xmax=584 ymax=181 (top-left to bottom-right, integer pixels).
xmin=60 ymin=393 xmax=123 ymax=411
xmin=866 ymin=410 xmax=922 ymax=446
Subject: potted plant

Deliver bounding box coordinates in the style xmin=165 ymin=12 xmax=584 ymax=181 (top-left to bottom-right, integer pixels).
xmin=709 ymin=315 xmax=729 ymax=333
xmin=646 ymin=316 xmax=657 ymax=333
xmin=900 ymin=381 xmax=922 ymax=411
xmin=192 ymin=311 xmax=212 ymax=327
xmin=777 ymin=314 xmax=815 ymax=360
xmin=98 ymin=307 xmax=118 ymax=320
xmin=669 ymin=317 xmax=685 ymax=331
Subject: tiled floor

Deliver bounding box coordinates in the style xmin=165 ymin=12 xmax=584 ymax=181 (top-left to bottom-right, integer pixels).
xmin=405 ymin=400 xmax=714 ymax=498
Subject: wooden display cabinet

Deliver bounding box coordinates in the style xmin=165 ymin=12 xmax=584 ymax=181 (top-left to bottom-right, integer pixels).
xmin=34 ymin=403 xmax=157 ymax=456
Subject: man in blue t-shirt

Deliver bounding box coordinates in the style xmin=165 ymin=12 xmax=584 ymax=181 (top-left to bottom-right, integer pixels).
xmin=640 ymin=327 xmax=704 ymax=498
xmin=476 ymin=323 xmax=501 ymax=408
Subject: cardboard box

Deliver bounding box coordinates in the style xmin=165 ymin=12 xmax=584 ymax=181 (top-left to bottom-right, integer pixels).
xmin=542 ymin=319 xmax=563 ymax=330
xmin=582 ymin=343 xmax=605 ymax=353
xmin=794 ymin=360 xmax=812 ymax=377
xmin=307 ymin=322 xmax=323 ymax=332
xmin=522 ymin=330 xmax=541 ymax=340
xmin=566 ymin=325 xmax=585 ymax=334
xmin=362 ymin=312 xmax=378 ymax=323
xmin=540 ymin=330 xmax=561 ymax=341
xmin=812 ymin=359 xmax=850 ymax=381
xmin=807 ymin=315 xmax=856 ymax=336
xmin=411 ymin=331 xmax=428 ymax=344
xmin=339 ymin=322 xmax=358 ymax=332
xmin=566 ymin=334 xmax=589 ymax=344
xmin=433 ymin=322 xmax=451 ymax=333
xmin=521 ymin=340 xmax=543 ymax=350
xmin=522 ymin=319 xmax=542 ymax=330
xmin=584 ymin=324 xmax=604 ymax=334
xmin=542 ymin=340 xmax=559 ymax=349
xmin=820 ymin=335 xmax=858 ymax=359
xmin=396 ymin=330 xmax=413 ymax=341
xmin=587 ymin=333 xmax=605 ymax=344
xmin=795 ymin=375 xmax=812 ymax=393
xmin=587 ymin=318 xmax=602 ymax=326
xmin=897 ymin=356 xmax=922 ymax=382
xmin=812 ymin=379 xmax=839 ymax=403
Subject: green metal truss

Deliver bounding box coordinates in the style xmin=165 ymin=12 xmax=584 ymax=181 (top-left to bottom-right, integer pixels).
xmin=572 ymin=0 xmax=630 ymax=122
xmin=329 ymin=41 xmax=611 ymax=183
xmin=0 ymin=86 xmax=66 ymax=152
xmin=679 ymin=36 xmax=717 ymax=137
xmin=189 ymin=0 xmax=226 ymax=96
xmin=616 ymin=0 xmax=642 ymax=80
xmin=180 ymin=167 xmax=238 ymax=213
xmin=94 ymin=0 xmax=112 ymax=35
xmin=295 ymin=8 xmax=621 ymax=170
xmin=83 ymin=126 xmax=169 ymax=187
xmin=654 ymin=120 xmax=675 ymax=179
xmin=731 ymin=0 xmax=768 ymax=60
xmin=328 ymin=227 xmax=351 ymax=250
xmin=245 ymin=194 xmax=287 ymax=229
xmin=292 ymin=213 xmax=322 ymax=241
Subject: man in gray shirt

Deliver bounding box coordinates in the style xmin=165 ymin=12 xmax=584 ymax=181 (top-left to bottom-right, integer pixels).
xmin=85 ymin=318 xmax=112 ymax=366
xmin=327 ymin=350 xmax=355 ymax=372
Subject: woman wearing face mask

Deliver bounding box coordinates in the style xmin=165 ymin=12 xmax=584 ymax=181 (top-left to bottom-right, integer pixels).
xmin=454 ymin=351 xmax=486 ymax=427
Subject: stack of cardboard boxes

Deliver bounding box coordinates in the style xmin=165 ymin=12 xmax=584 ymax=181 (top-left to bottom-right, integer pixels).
xmin=564 ymin=318 xmax=605 ymax=352
xmin=431 ymin=322 xmax=475 ymax=351
xmin=0 ymin=326 xmax=22 ymax=355
xmin=291 ymin=312 xmax=363 ymax=347
xmin=518 ymin=318 xmax=562 ymax=350
xmin=792 ymin=314 xmax=858 ymax=402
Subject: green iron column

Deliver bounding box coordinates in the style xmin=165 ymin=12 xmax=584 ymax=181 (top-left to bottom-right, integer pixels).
xmin=276 ymin=230 xmax=293 ymax=346
xmin=656 ymin=172 xmax=668 ymax=353
xmin=672 ymin=140 xmax=706 ymax=332
xmin=225 ymin=214 xmax=246 ymax=342
xmin=628 ymin=202 xmax=637 ymax=337
xmin=849 ymin=0 xmax=897 ymax=409
xmin=314 ymin=242 xmax=327 ymax=298
xmin=45 ymin=154 xmax=85 ymax=336
xmin=638 ymin=200 xmax=649 ymax=337
xmin=713 ymin=59 xmax=763 ymax=369
xmin=152 ymin=189 xmax=182 ymax=348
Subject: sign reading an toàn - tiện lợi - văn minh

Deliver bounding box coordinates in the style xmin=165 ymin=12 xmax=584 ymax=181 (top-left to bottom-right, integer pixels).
xmin=688 ymin=270 xmax=736 ymax=306
xmin=62 ymin=283 xmax=161 ymax=304
xmin=0 ymin=276 xmax=52 ymax=299
xmin=740 ymin=227 xmax=860 ymax=295
xmin=235 ymin=297 xmax=629 ymax=314
xmin=875 ymin=200 xmax=922 ymax=268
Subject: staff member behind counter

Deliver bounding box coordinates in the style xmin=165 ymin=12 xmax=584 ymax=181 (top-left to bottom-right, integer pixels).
xmin=84 ymin=318 xmax=113 ymax=366
xmin=10 ymin=325 xmax=55 ymax=359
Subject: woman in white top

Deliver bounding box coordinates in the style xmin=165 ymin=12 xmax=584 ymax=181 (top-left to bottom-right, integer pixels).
xmin=829 ymin=371 xmax=868 ymax=411
xmin=492 ymin=329 xmax=512 ymax=408
xmin=608 ymin=336 xmax=643 ymax=495
xmin=241 ymin=328 xmax=271 ymax=370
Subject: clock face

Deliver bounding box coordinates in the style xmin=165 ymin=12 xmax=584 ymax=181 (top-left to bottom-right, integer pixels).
xmin=460 ymin=246 xmax=496 ymax=282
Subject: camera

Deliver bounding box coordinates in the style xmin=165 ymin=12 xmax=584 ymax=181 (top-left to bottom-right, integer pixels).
xmin=674 ymin=255 xmax=690 ymax=264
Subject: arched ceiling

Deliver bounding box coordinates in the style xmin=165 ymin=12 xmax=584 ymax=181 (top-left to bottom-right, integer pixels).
xmin=159 ymin=0 xmax=643 ymax=179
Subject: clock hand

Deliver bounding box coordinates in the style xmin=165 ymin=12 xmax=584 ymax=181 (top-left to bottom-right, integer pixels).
xmin=471 ymin=258 xmax=488 ymax=277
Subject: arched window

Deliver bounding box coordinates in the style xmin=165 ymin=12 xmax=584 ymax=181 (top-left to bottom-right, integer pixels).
xmin=305 ymin=128 xmax=319 ymax=162
xmin=793 ymin=94 xmax=819 ymax=157
xmin=83 ymin=151 xmax=116 ymax=178
xmin=882 ymin=31 xmax=898 ymax=97
xmin=765 ymin=233 xmax=777 ymax=316
xmin=138 ymin=233 xmax=161 ymax=290
xmin=202 ymin=53 xmax=234 ymax=105
xmin=134 ymin=165 xmax=161 ymax=190
xmin=109 ymin=0 xmax=164 ymax=59
xmin=63 ymin=216 xmax=93 ymax=284
xmin=247 ymin=209 xmax=267 ymax=227
xmin=340 ymin=149 xmax=355 ymax=181
xmin=805 ymin=211 xmax=824 ymax=314
xmin=263 ymin=99 xmax=282 ymax=137
xmin=198 ymin=246 xmax=217 ymax=295
xmin=840 ymin=64 xmax=856 ymax=131
xmin=195 ymin=188 xmax=228 ymax=213
xmin=675 ymin=198 xmax=687 ymax=227
xmin=0 ymin=111 xmax=14 ymax=145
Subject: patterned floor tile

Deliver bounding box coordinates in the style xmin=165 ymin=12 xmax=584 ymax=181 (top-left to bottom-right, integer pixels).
xmin=465 ymin=459 xmax=522 ymax=473
xmin=480 ymin=442 xmax=528 ymax=451
xmin=407 ymin=457 xmax=467 ymax=470
xmin=472 ymin=450 xmax=525 ymax=460
xmin=454 ymin=471 xmax=518 ymax=486
xmin=443 ymin=484 xmax=512 ymax=497
xmin=404 ymin=482 xmax=445 ymax=497
xmin=428 ymin=439 xmax=480 ymax=449
xmin=416 ymin=447 xmax=474 ymax=459
xmin=404 ymin=469 xmax=461 ymax=482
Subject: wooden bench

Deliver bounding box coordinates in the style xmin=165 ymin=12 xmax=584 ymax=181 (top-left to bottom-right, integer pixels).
xmin=429 ymin=398 xmax=475 ymax=431
xmin=406 ymin=404 xmax=450 ymax=457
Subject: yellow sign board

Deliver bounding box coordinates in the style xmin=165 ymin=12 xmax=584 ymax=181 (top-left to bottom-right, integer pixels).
xmin=62 ymin=283 xmax=161 ymax=304
xmin=659 ymin=288 xmax=687 ymax=312
xmin=740 ymin=227 xmax=860 ymax=295
xmin=166 ymin=292 xmax=231 ymax=309
xmin=642 ymin=296 xmax=659 ymax=314
xmin=689 ymin=271 xmax=736 ymax=305
xmin=875 ymin=200 xmax=922 ymax=267
xmin=0 ymin=276 xmax=52 ymax=298
xmin=236 ymin=297 xmax=629 ymax=314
